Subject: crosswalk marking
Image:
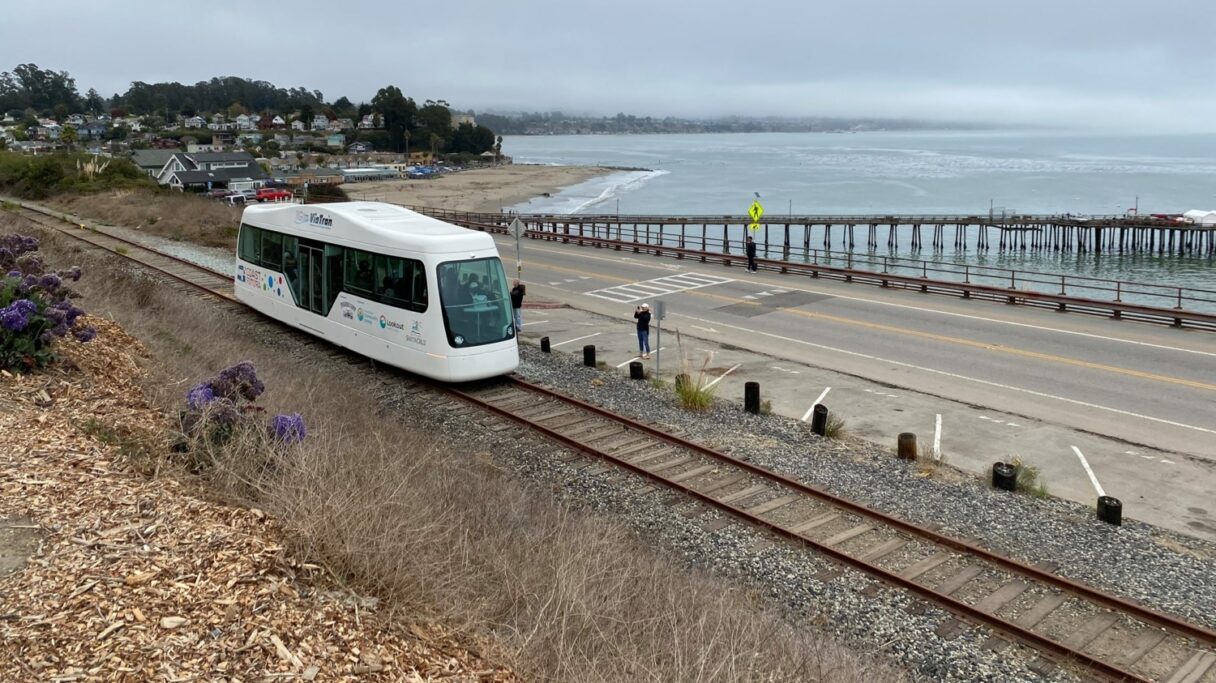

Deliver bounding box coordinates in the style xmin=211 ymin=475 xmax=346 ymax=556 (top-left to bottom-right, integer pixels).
xmin=585 ymin=272 xmax=735 ymax=303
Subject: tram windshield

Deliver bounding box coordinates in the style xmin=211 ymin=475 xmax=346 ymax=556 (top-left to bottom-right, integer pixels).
xmin=437 ymin=257 xmax=515 ymax=348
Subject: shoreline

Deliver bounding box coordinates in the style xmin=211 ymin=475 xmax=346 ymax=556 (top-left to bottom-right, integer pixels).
xmin=344 ymin=164 xmax=619 ymax=213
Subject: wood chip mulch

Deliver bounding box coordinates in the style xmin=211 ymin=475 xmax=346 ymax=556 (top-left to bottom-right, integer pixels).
xmin=0 ymin=317 xmax=517 ymax=682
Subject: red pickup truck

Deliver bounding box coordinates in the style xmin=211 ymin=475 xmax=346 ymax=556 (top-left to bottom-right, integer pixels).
xmin=256 ymin=188 xmax=293 ymax=202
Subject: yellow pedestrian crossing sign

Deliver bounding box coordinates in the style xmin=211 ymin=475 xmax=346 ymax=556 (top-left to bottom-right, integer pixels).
xmin=748 ymin=199 xmax=763 ymax=231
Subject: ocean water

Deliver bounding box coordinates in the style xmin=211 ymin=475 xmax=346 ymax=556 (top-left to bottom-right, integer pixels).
xmin=503 ymin=131 xmax=1216 ymax=293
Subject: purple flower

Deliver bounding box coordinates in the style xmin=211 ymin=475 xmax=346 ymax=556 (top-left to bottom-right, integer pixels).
xmin=1 ymin=299 xmax=37 ymax=332
xmin=186 ymin=383 xmax=216 ymax=410
xmin=5 ymin=271 xmax=19 ymax=279
xmin=210 ymin=361 xmax=264 ymax=402
xmin=73 ymin=326 xmax=97 ymax=343
xmin=269 ymin=413 xmax=307 ymax=444
xmin=38 ymin=274 xmax=62 ymax=292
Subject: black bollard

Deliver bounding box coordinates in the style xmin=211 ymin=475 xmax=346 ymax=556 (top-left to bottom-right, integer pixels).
xmin=897 ymin=432 xmax=918 ymax=460
xmin=583 ymin=344 xmax=596 ymax=367
xmin=540 ymin=336 xmax=551 ymax=353
xmin=810 ymin=404 xmax=828 ymax=436
xmin=629 ymin=361 xmax=644 ymax=380
xmin=744 ymin=381 xmax=760 ymax=414
xmin=1097 ymin=496 xmax=1122 ymax=526
xmin=992 ymin=462 xmax=1016 ymax=491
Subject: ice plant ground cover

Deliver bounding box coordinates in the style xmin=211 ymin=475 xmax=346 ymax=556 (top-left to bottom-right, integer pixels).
xmin=0 ymin=233 xmax=94 ymax=371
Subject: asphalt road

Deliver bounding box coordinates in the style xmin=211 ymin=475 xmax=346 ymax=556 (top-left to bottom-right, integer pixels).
xmin=495 ymin=233 xmax=1216 ymax=539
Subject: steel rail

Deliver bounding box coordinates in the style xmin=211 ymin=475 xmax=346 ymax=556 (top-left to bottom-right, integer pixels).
xmin=500 ymin=376 xmax=1216 ymax=649
xmin=451 ymin=379 xmax=1156 ymax=682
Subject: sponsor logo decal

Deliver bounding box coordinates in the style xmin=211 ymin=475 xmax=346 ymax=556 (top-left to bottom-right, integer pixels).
xmin=294 ymin=210 xmax=334 ymax=228
xmin=339 ymin=301 xmax=356 ymax=320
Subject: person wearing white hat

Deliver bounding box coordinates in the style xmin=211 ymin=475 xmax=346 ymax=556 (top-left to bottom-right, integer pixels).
xmin=634 ymin=303 xmax=652 ymax=359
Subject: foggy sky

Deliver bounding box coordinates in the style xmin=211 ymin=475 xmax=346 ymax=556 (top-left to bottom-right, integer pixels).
xmin=3 ymin=0 xmax=1214 ymax=132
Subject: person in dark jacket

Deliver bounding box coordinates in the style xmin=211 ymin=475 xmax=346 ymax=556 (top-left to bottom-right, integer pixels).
xmin=745 ymin=234 xmax=757 ymax=272
xmin=510 ymin=280 xmax=525 ymax=331
xmin=634 ymin=302 xmax=652 ymax=358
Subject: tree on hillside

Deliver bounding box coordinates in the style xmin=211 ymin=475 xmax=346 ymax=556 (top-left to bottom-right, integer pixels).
xmin=298 ymin=104 xmax=314 ymax=128
xmin=371 ymin=85 xmax=416 ymax=153
xmin=416 ymin=100 xmax=452 ymax=143
xmin=60 ymin=124 xmax=77 ymax=150
xmin=332 ymin=96 xmax=353 ymax=115
xmin=356 ymin=102 xmax=371 ymax=118
xmin=0 ymin=64 xmax=81 ymax=113
xmin=84 ymin=88 xmax=103 ymax=115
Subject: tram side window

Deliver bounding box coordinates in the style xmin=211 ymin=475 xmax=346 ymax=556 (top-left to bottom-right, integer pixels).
xmin=344 ymin=249 xmax=375 ymax=295
xmin=372 ymin=255 xmax=428 ymax=312
xmin=260 ymin=230 xmax=284 ymax=270
xmin=238 ymin=225 xmax=262 ymax=264
xmin=282 ymin=235 xmax=300 ymax=299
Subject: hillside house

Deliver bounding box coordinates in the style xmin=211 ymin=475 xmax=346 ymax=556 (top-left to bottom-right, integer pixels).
xmin=77 ymin=121 xmax=109 ymax=140
xmin=271 ymin=115 xmax=286 ymax=128
xmin=235 ymin=114 xmax=256 ymax=130
xmin=291 ymin=119 xmax=306 ymax=131
xmin=130 ymin=149 xmax=179 ymax=177
xmin=311 ymin=114 xmax=329 ymax=130
xmin=157 ymin=150 xmax=267 ymax=191
xmin=183 ymin=115 xmax=206 ymax=128
xmin=358 ymin=114 xmax=378 ymax=129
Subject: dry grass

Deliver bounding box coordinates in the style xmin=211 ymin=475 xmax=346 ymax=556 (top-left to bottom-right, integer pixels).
xmin=17 ymin=219 xmax=912 ymax=683
xmin=46 ymin=189 xmax=241 ymax=249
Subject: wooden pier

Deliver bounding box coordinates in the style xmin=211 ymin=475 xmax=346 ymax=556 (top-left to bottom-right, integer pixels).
xmin=486 ymin=212 xmax=1216 ymax=258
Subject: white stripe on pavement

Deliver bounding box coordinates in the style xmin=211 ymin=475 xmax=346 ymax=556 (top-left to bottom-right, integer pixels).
xmin=551 ymin=332 xmax=601 ymax=347
xmin=704 ymin=363 xmax=741 ymax=389
xmin=615 ymin=347 xmax=668 ymax=368
xmin=802 ymin=387 xmax=832 ymax=422
xmin=521 ymin=320 xmax=549 ymax=326
xmin=933 ymin=414 xmax=942 ymax=460
xmin=1071 ymin=446 xmax=1106 ymax=498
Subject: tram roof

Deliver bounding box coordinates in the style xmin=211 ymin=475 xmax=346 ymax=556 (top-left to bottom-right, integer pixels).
xmin=242 ymin=201 xmax=494 ymax=253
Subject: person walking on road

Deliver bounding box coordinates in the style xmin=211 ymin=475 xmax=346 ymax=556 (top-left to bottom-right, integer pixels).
xmin=510 ymin=280 xmax=526 ymax=332
xmin=634 ymin=303 xmax=652 ymax=359
xmin=745 ymin=234 xmax=757 ymax=272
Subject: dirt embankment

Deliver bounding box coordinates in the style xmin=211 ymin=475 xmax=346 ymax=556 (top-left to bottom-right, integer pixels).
xmin=0 ymin=318 xmax=514 ymax=682
xmin=45 ymin=190 xmax=242 ymax=249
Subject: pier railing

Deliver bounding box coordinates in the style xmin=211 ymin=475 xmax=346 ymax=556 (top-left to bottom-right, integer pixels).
xmin=409 ymin=206 xmax=1216 ymax=329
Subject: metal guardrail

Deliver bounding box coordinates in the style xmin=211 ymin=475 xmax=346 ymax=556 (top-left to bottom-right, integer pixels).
xmin=412 ymin=206 xmax=1216 ymax=331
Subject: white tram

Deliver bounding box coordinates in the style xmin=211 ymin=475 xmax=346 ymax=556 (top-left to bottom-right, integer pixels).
xmin=234 ymin=202 xmax=519 ymax=381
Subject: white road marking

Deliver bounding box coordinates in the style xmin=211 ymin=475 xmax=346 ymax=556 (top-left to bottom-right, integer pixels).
xmin=521 ymin=320 xmax=549 ymax=326
xmin=802 ymin=387 xmax=832 ymax=421
xmin=742 ymin=295 xmax=757 ymax=300
xmin=513 ymin=240 xmax=1215 ymax=358
xmin=671 ymin=311 xmax=1216 ymax=437
xmin=616 ymin=347 xmax=667 ymax=368
xmin=1161 ymin=459 xmax=1175 ymax=464
xmin=1006 ymin=422 xmax=1020 ymax=427
xmin=692 ymin=325 xmax=720 ymax=333
xmin=704 ymin=363 xmax=741 ymax=389
xmin=1071 ymin=446 xmax=1106 ymax=497
xmin=933 ymin=414 xmax=942 ymax=460
xmin=585 ymin=272 xmax=734 ymax=304
xmin=551 ymin=332 xmax=601 ymax=348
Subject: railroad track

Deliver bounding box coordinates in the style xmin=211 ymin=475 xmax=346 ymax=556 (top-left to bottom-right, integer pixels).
xmin=11 ymin=202 xmax=1216 ymax=682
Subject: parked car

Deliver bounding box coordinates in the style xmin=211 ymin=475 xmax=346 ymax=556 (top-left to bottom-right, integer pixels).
xmin=223 ymin=193 xmax=246 ymax=206
xmin=206 ymin=188 xmax=231 ymax=199
xmin=256 ymin=188 xmax=293 ymax=202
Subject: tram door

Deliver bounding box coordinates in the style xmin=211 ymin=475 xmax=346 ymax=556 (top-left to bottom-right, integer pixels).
xmin=297 ymin=244 xmax=327 ymax=315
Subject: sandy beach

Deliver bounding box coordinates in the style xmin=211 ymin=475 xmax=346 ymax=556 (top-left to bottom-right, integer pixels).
xmin=343 ymin=164 xmax=614 ymax=213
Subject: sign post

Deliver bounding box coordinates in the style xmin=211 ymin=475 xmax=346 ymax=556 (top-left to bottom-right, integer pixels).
xmin=508 ymin=217 xmax=527 ymax=278
xmin=654 ymin=299 xmax=666 ymax=378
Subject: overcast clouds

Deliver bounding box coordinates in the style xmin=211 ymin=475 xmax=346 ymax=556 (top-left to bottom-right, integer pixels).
xmin=3 ymin=0 xmax=1214 ymax=131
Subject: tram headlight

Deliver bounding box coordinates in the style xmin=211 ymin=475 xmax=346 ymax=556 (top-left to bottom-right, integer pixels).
xmin=453 ymin=335 xmax=465 ymax=346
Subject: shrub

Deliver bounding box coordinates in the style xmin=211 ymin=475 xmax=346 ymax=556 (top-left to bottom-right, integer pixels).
xmin=1011 ymin=455 xmax=1049 ymax=498
xmin=0 ymin=233 xmax=93 ymax=371
xmin=674 ymin=330 xmax=717 ymax=411
xmin=180 ymin=361 xmax=306 ymax=472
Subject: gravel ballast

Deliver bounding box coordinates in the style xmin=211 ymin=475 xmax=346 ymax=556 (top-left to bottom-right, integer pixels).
xmin=517 ymin=344 xmax=1216 ymax=632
